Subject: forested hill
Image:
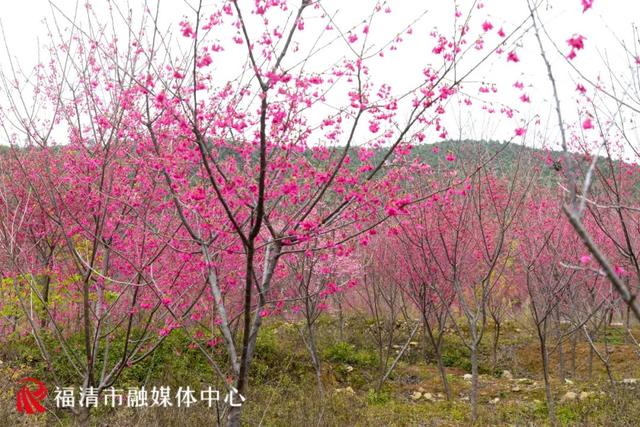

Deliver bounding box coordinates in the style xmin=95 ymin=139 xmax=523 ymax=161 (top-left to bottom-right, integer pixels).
xmin=340 ymin=139 xmax=566 ymax=181
xmin=0 ymin=139 xmax=589 ymax=184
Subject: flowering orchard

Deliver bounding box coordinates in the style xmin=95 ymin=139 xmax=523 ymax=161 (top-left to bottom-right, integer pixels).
xmin=1 ymin=0 xmax=639 ymax=425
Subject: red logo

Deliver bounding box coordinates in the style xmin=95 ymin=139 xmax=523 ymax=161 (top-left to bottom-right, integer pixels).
xmin=16 ymin=377 xmax=48 ymax=415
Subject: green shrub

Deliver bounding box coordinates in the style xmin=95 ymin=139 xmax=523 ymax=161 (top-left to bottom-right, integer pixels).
xmin=324 ymin=342 xmax=377 ymax=367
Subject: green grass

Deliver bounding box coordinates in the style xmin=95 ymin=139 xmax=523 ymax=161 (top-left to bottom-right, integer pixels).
xmin=2 ymin=317 xmax=640 ymax=426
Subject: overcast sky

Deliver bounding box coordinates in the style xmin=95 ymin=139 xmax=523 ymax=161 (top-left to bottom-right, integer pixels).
xmin=1 ymin=1 xmax=639 ymax=153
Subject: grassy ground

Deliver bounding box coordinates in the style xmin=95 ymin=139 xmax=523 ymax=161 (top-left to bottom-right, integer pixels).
xmin=2 ymin=316 xmax=640 ymax=426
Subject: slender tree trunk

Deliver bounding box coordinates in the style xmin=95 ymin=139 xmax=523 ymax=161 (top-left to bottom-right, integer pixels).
xmin=583 ymin=325 xmax=616 ymax=387
xmin=570 ymin=331 xmax=577 ymax=378
xmin=422 ymin=318 xmax=451 ymax=400
xmin=538 ymin=326 xmax=557 ymax=426
xmin=337 ymin=298 xmax=345 ymax=342
xmin=625 ymin=304 xmax=631 ymax=344
xmin=470 ymin=343 xmax=479 ymax=423
xmin=228 ymin=243 xmax=280 ymax=427
xmin=76 ymin=405 xmax=91 ymax=427
xmin=435 ymin=343 xmax=452 ymax=400
xmin=588 ymin=342 xmax=594 ymax=380
xmin=554 ymin=311 xmax=565 ymax=380
xmin=305 ymin=319 xmax=324 ymax=398
xmin=491 ymin=319 xmax=501 ymax=372
xmin=39 ymin=275 xmax=50 ymax=328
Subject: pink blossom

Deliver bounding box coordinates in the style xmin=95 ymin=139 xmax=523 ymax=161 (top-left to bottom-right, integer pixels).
xmin=582 ymin=117 xmax=593 ymax=129
xmin=507 ymin=50 xmax=520 ymax=63
xmin=567 ymin=35 xmax=586 ymax=60
xmin=197 ymin=54 xmax=213 ymax=68
xmin=614 ymin=265 xmax=627 ymax=277
xmin=567 ymin=35 xmax=586 ymax=50
xmin=580 ymin=255 xmax=591 ymax=264
xmin=482 ymin=21 xmax=493 ymax=32
xmin=180 ymin=21 xmax=194 ymax=38
xmin=207 ymin=337 xmax=222 ymax=347
xmin=281 ymin=182 xmax=298 ymax=196
xmin=385 ymin=206 xmax=398 ymax=216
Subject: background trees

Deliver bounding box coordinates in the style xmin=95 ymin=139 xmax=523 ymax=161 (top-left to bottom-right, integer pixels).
xmin=2 ymin=1 xmax=640 ymax=425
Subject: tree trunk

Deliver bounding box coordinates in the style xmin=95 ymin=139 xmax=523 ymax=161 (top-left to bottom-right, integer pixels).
xmin=39 ymin=275 xmax=50 ymax=328
xmin=76 ymin=406 xmax=91 ymax=427
xmin=570 ymin=332 xmax=577 ymax=378
xmin=435 ymin=343 xmax=452 ymax=400
xmin=470 ymin=344 xmax=479 ymax=423
xmin=588 ymin=342 xmax=594 ymax=380
xmin=491 ymin=320 xmax=501 ymax=372
xmin=539 ymin=329 xmax=557 ymax=426
xmin=337 ymin=298 xmax=345 ymax=342
xmin=554 ymin=311 xmax=565 ymax=380
xmin=306 ymin=320 xmax=324 ymax=398
xmin=423 ymin=319 xmax=452 ymax=400
xmin=228 ymin=405 xmax=242 ymax=427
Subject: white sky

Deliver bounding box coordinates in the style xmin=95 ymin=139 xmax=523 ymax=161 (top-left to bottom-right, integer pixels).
xmin=1 ymin=1 xmax=639 ymax=153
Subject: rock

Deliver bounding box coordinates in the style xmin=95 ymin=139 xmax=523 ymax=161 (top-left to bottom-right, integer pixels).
xmin=423 ymin=392 xmax=435 ymax=402
xmin=459 ymin=396 xmax=469 ymax=401
xmin=511 ymin=386 xmax=522 ymax=392
xmin=409 ymin=341 xmax=418 ymax=346
xmin=463 ymin=374 xmax=473 ymax=381
xmin=622 ymin=378 xmax=638 ymax=385
xmin=411 ymin=391 xmax=423 ymax=401
xmin=345 ymin=365 xmax=354 ymax=373
xmin=392 ymin=344 xmax=401 ymax=349
xmin=501 ymin=370 xmax=513 ymax=380
xmin=418 ymin=386 xmax=425 ymax=393
xmin=564 ymin=378 xmax=574 ymax=385
xmin=436 ymin=392 xmax=445 ymax=399
xmin=490 ymin=397 xmax=500 ymax=404
xmin=335 ymin=386 xmax=355 ymax=395
xmin=561 ymin=391 xmax=577 ymax=402
xmin=516 ymin=378 xmax=534 ymax=384
xmin=611 ymin=322 xmax=624 ymax=327
xmin=579 ymin=391 xmax=593 ymax=401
